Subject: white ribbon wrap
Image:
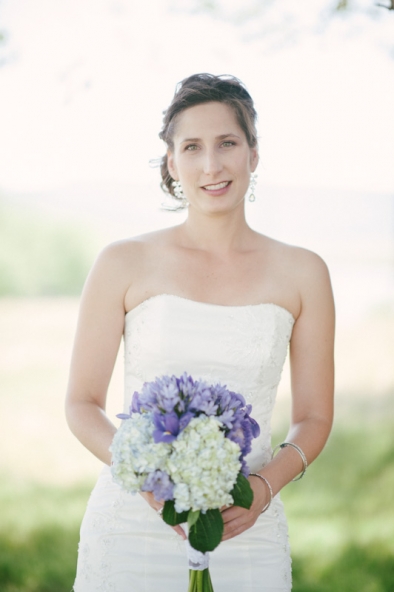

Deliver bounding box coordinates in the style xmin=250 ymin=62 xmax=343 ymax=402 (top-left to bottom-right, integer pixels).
xmin=186 ymin=540 xmax=210 ymax=571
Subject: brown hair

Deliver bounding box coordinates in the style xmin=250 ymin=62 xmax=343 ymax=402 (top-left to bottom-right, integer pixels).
xmin=158 ymin=73 xmax=258 ymax=200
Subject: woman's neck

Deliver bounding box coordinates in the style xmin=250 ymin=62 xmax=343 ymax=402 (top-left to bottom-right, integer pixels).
xmin=178 ymin=206 xmax=254 ymax=255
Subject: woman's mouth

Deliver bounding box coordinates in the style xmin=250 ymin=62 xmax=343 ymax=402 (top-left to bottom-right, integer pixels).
xmin=201 ymin=181 xmax=232 ymax=195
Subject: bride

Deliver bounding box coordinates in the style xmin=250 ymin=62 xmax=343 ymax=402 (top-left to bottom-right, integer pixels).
xmin=66 ymin=73 xmax=334 ymax=591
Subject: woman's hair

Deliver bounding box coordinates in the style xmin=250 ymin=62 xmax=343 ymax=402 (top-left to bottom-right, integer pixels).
xmin=158 ymin=73 xmax=258 ymax=199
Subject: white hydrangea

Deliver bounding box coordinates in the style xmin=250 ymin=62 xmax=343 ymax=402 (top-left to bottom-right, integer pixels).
xmin=166 ymin=416 xmax=241 ymax=513
xmin=110 ymin=413 xmax=171 ymax=493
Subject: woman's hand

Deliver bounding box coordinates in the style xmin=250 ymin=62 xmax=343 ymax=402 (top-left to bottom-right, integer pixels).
xmin=221 ymin=475 xmax=270 ymax=541
xmin=139 ymin=491 xmax=187 ymax=540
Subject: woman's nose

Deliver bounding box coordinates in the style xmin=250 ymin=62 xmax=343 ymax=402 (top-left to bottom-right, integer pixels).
xmin=202 ymin=149 xmax=223 ymax=175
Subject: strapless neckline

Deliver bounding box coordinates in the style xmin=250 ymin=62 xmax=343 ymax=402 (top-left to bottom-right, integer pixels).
xmin=125 ymin=293 xmax=295 ymax=322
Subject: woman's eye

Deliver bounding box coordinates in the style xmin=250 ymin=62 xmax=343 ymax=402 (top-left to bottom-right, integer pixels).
xmin=185 ymin=144 xmax=198 ymax=151
xmin=222 ymin=141 xmax=235 ymax=147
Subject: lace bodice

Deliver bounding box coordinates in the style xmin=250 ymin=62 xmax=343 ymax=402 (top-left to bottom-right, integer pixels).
xmin=123 ymin=294 xmax=294 ymax=473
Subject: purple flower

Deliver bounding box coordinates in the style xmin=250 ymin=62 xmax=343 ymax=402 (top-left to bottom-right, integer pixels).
xmin=152 ymin=410 xmax=193 ymax=443
xmin=132 ymin=375 xmax=181 ymax=415
xmin=124 ymin=373 xmax=260 ymax=474
xmin=116 ymin=413 xmax=131 ymax=420
xmin=131 ymin=392 xmax=141 ymax=413
xmin=177 ymin=373 xmax=199 ymax=400
xmin=227 ymin=415 xmax=256 ymax=459
xmin=153 ymin=411 xmax=180 ymax=443
xmin=243 ymin=404 xmax=260 ymax=438
xmin=179 ymin=411 xmax=194 ymax=431
xmin=240 ymin=458 xmax=250 ymax=478
xmin=189 ymin=387 xmax=218 ymax=415
xmin=141 ymin=470 xmax=174 ymax=501
xmin=216 ymin=409 xmax=235 ymax=429
xmin=156 ymin=382 xmax=181 ymax=413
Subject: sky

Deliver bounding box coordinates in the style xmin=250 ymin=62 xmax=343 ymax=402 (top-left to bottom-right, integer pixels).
xmin=0 ymin=0 xmax=393 ymax=194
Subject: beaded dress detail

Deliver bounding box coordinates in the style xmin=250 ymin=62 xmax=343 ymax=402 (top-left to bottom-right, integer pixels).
xmin=74 ymin=294 xmax=295 ymax=592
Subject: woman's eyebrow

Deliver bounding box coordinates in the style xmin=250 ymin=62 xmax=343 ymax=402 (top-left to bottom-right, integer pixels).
xmin=180 ymin=133 xmax=241 ymax=144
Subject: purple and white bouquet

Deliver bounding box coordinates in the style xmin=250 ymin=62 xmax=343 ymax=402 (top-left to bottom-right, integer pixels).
xmin=110 ymin=373 xmax=260 ymax=592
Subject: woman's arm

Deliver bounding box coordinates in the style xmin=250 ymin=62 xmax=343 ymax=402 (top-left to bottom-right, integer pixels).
xmin=65 ymin=242 xmax=131 ymax=466
xmin=65 ymin=241 xmax=187 ymax=538
xmin=222 ymin=249 xmax=335 ymax=540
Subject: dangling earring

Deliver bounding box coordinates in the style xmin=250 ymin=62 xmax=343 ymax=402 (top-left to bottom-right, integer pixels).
xmin=172 ymin=180 xmax=184 ymax=200
xmin=172 ymin=180 xmax=188 ymax=208
xmin=248 ymin=173 xmax=257 ymax=202
xmin=160 ymin=180 xmax=188 ymax=211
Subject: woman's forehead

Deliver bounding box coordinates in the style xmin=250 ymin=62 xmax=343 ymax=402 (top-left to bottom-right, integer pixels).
xmin=172 ymin=102 xmax=243 ymax=141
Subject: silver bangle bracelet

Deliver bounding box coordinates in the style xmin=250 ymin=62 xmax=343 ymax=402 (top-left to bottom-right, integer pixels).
xmin=249 ymin=473 xmax=273 ymax=513
xmin=271 ymin=442 xmax=308 ymax=481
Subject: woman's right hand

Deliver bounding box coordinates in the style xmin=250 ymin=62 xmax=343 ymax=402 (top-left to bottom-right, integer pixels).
xmin=139 ymin=491 xmax=187 ymax=540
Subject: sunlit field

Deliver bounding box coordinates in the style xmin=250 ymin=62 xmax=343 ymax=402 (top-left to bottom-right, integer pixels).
xmin=1 ymin=298 xmax=394 ymax=591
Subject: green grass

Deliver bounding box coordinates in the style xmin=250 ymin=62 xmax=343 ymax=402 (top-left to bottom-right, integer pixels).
xmin=0 ymin=198 xmax=98 ymax=297
xmin=292 ymin=543 xmax=394 ymax=592
xmin=279 ymin=422 xmax=394 ymax=591
xmin=1 ymin=424 xmax=393 ymax=591
xmin=0 ymin=480 xmax=91 ymax=592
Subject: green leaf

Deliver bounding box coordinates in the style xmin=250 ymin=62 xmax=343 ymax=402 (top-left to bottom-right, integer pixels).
xmin=188 ymin=510 xmax=200 ymax=529
xmin=162 ymin=500 xmax=189 ymax=526
xmin=230 ymin=472 xmax=254 ymax=509
xmin=189 ymin=509 xmax=223 ymax=553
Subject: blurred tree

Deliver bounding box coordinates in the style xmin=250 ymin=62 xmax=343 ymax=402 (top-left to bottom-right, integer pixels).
xmin=0 ymin=28 xmax=6 ymax=67
xmin=375 ymin=0 xmax=394 ymax=8
xmin=169 ymin=0 xmax=394 ymax=53
xmin=0 ymin=27 xmax=16 ymax=68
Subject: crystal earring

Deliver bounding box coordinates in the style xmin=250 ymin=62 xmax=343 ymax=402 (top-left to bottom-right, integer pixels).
xmin=160 ymin=180 xmax=188 ymax=211
xmin=172 ymin=180 xmax=184 ymax=199
xmin=172 ymin=180 xmax=188 ymax=208
xmin=248 ymin=173 xmax=258 ymax=202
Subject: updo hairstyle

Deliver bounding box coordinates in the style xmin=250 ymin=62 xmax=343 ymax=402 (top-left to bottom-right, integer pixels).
xmin=159 ymin=73 xmax=258 ymax=201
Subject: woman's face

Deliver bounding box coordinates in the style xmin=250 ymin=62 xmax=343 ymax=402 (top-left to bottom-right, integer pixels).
xmin=167 ymin=101 xmax=258 ymax=216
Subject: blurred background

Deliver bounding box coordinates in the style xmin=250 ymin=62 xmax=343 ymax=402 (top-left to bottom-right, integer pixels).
xmin=1 ymin=0 xmax=393 ymax=590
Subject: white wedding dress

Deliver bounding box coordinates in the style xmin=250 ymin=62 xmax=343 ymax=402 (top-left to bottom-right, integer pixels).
xmin=73 ymin=294 xmax=295 ymax=592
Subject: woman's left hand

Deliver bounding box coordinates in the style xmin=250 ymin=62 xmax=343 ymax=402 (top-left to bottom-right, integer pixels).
xmin=221 ymin=475 xmax=269 ymax=541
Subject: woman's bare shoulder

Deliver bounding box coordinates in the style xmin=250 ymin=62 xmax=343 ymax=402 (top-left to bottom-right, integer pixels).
xmin=260 ymin=234 xmax=330 ymax=277
xmin=95 ymin=226 xmax=180 ymax=266
xmin=254 ymin=234 xmax=332 ymax=319
xmin=79 ymin=228 xmax=180 ymax=319
xmin=273 ymin=240 xmax=333 ymax=318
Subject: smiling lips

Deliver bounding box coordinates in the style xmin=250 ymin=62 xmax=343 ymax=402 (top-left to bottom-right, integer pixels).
xmin=202 ymin=181 xmax=231 ymax=191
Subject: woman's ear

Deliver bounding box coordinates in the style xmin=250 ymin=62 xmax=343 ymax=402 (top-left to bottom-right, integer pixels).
xmin=167 ymin=150 xmax=178 ymax=181
xmin=250 ymin=146 xmax=259 ymax=172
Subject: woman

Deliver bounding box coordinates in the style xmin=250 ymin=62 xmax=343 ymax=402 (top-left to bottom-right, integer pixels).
xmin=66 ymin=73 xmax=335 ymax=591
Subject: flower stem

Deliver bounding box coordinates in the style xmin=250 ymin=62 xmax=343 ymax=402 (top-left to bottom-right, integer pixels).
xmin=188 ymin=568 xmax=214 ymax=592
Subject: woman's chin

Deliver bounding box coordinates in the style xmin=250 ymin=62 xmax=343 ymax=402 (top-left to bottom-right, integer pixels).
xmin=189 ymin=194 xmax=246 ymax=216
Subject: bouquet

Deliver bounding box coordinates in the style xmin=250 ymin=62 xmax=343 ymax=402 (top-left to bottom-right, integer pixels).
xmin=110 ymin=373 xmax=260 ymax=592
